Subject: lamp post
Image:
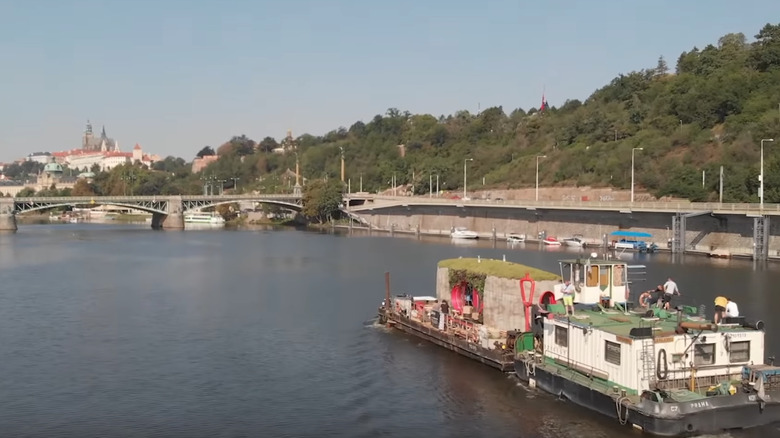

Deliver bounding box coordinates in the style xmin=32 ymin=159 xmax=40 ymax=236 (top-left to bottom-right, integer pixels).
xmin=631 ymin=147 xmax=643 ymax=203
xmin=231 ymin=177 xmax=240 ymax=193
xmin=535 ymin=155 xmax=546 ymax=201
xmin=760 ymin=138 xmax=774 ymax=210
xmin=463 ymin=158 xmax=473 ymax=199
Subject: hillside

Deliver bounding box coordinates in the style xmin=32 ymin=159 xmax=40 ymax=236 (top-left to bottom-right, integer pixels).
xmin=13 ymin=23 xmax=780 ymax=204
xmin=217 ymin=22 xmax=777 ymax=203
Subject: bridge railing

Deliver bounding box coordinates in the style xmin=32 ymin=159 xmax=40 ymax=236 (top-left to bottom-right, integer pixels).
xmin=351 ymin=195 xmax=780 ymax=213
xmin=13 ymin=194 xmax=302 ymax=203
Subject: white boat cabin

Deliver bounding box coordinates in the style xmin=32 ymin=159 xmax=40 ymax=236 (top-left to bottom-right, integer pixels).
xmin=555 ymin=259 xmax=628 ymax=306
xmin=540 ymin=308 xmax=766 ymax=395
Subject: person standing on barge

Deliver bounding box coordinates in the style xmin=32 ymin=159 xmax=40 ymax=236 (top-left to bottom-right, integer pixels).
xmin=440 ymin=300 xmax=449 ymax=331
xmin=714 ymin=296 xmax=728 ymax=324
xmin=662 ymin=277 xmax=681 ymax=310
xmin=562 ymin=280 xmax=575 ymax=316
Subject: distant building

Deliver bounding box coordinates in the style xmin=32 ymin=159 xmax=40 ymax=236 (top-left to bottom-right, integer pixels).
xmin=273 ymin=130 xmax=296 ymax=154
xmin=192 ymin=154 xmax=219 ymax=173
xmin=82 ymin=120 xmax=119 ymax=152
xmin=27 ymin=152 xmax=52 ymax=164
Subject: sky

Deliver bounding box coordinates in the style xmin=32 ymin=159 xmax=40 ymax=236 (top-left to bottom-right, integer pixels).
xmin=1 ymin=0 xmax=779 ymax=162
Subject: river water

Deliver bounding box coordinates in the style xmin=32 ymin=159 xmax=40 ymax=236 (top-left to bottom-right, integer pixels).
xmin=0 ymin=224 xmax=778 ymax=438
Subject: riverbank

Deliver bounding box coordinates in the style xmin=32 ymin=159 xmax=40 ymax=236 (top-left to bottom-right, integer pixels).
xmin=334 ymin=223 xmax=780 ymax=262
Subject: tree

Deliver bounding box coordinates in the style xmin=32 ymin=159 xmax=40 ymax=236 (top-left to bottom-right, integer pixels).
xmin=750 ymin=23 xmax=780 ymax=72
xmin=16 ymin=187 xmax=36 ymax=197
xmin=301 ymin=179 xmax=343 ymax=223
xmin=257 ymin=136 xmax=278 ymax=153
xmin=71 ymin=179 xmax=97 ymax=196
xmin=196 ymin=146 xmax=216 ymax=158
xmin=655 ymin=55 xmax=669 ymax=76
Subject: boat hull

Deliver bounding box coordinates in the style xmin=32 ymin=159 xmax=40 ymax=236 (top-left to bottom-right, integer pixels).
xmin=514 ymin=358 xmax=780 ymax=437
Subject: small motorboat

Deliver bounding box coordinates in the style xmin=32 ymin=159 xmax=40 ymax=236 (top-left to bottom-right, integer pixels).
xmin=451 ymin=227 xmax=479 ymax=239
xmin=562 ymin=237 xmax=583 ymax=247
xmin=542 ymin=237 xmax=561 ymax=246
xmin=507 ymin=233 xmax=526 ymax=243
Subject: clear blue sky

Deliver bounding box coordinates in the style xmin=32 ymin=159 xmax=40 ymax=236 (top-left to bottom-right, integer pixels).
xmin=1 ymin=0 xmax=778 ymax=162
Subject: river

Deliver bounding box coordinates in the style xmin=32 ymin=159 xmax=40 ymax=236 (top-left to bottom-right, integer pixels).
xmin=0 ymin=224 xmax=778 ymax=437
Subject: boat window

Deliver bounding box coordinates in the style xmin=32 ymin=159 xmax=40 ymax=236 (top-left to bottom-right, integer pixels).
xmin=586 ymin=265 xmax=599 ymax=287
xmin=729 ymin=341 xmax=750 ymax=363
xmin=555 ymin=326 xmax=568 ymax=348
xmin=694 ymin=343 xmax=716 ymax=366
xmin=613 ymin=265 xmax=624 ymax=287
xmin=599 ymin=266 xmax=610 ymax=289
xmin=605 ymin=340 xmax=621 ymax=365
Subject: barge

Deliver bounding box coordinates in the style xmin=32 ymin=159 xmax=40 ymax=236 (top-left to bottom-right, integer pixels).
xmin=379 ymin=257 xmax=780 ymax=436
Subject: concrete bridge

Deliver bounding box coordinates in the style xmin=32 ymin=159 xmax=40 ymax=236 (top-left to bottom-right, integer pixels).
xmin=0 ymin=194 xmax=304 ymax=231
xmin=343 ymin=195 xmax=780 ymax=261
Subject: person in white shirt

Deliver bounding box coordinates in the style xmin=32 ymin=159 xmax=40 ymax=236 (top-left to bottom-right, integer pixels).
xmin=662 ymin=277 xmax=681 ymax=310
xmin=725 ymin=298 xmax=739 ymax=318
xmin=562 ymin=280 xmax=575 ymax=316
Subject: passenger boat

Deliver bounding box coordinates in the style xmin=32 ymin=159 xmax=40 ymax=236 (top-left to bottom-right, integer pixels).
xmin=542 ymin=236 xmax=561 ymax=246
xmin=378 ymin=257 xmax=779 ymax=436
xmin=450 ymin=227 xmax=478 ymax=239
xmin=507 ymin=233 xmax=526 ymax=243
xmin=184 ymin=212 xmax=226 ymax=225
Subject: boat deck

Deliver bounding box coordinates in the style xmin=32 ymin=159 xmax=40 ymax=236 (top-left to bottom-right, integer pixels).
xmin=549 ymin=306 xmax=756 ymax=338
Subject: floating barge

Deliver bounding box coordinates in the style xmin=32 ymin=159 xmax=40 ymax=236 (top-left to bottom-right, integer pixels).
xmin=379 ymin=257 xmax=780 ymax=436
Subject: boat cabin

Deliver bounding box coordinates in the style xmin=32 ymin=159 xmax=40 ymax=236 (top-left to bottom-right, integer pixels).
xmin=557 ymin=259 xmax=628 ymax=306
xmin=538 ymin=306 xmax=766 ymax=396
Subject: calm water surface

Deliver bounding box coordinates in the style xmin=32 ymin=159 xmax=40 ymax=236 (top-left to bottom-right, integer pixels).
xmin=0 ymin=224 xmax=779 ymax=438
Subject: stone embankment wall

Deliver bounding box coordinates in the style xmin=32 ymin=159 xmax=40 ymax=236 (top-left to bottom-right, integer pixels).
xmin=358 ymin=205 xmax=780 ymax=258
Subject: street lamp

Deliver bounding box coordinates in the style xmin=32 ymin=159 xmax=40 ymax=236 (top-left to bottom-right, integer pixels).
xmin=463 ymin=158 xmax=473 ymax=199
xmin=231 ymin=177 xmax=240 ymax=193
xmin=535 ymin=155 xmax=546 ymax=201
xmin=760 ymin=138 xmax=774 ymax=210
xmin=631 ymin=147 xmax=643 ymax=203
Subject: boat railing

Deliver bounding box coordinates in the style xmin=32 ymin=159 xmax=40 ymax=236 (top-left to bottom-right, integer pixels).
xmin=655 ymin=369 xmax=743 ymax=391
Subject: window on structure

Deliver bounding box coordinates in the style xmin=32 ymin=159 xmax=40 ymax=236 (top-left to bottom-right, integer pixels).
xmin=729 ymin=341 xmax=750 ymax=363
xmin=586 ymin=265 xmax=599 ymax=287
xmin=605 ymin=340 xmax=621 ymax=365
xmin=555 ymin=326 xmax=568 ymax=347
xmin=600 ymin=267 xmax=610 ymax=289
xmin=613 ymin=265 xmax=624 ymax=287
xmin=694 ymin=343 xmax=715 ymax=365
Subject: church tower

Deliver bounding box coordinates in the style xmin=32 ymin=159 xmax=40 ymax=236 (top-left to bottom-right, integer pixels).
xmin=83 ymin=120 xmax=94 ymax=151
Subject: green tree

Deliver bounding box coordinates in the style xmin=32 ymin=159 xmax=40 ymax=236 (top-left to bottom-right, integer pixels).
xmin=301 ymin=179 xmax=343 ymax=223
xmin=196 ymin=146 xmax=215 ymax=158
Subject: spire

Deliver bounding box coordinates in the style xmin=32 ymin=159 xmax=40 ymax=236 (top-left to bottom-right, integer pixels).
xmin=101 ymin=125 xmax=107 ymax=139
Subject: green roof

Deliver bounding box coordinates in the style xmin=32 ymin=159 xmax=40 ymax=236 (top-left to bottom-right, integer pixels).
xmin=555 ymin=308 xmax=757 ymax=337
xmin=438 ymin=258 xmax=560 ymax=281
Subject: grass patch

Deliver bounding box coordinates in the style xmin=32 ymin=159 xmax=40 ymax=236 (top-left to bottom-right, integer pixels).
xmin=438 ymin=258 xmax=560 ymax=281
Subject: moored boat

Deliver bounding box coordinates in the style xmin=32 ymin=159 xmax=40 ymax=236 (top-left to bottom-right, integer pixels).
xmin=543 ymin=236 xmax=561 ymax=246
xmin=450 ymin=227 xmax=478 ymax=239
xmin=507 ymin=233 xmax=526 ymax=243
xmin=184 ymin=212 xmax=225 ymax=225
xmin=562 ymin=236 xmax=583 ymax=247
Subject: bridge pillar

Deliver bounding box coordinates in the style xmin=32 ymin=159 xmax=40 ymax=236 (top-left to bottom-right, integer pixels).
xmin=152 ymin=196 xmax=184 ymax=230
xmin=0 ymin=199 xmax=16 ymax=232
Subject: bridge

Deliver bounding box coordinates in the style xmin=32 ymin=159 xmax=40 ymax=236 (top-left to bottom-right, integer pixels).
xmin=0 ymin=194 xmax=304 ymax=231
xmin=343 ymin=195 xmax=780 ymax=261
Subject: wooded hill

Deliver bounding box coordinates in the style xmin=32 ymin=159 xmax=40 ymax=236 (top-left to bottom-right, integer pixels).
xmin=235 ymin=22 xmax=777 ymax=203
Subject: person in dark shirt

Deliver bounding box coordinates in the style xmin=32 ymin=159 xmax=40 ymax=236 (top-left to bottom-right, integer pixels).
xmin=440 ymin=300 xmax=450 ymax=331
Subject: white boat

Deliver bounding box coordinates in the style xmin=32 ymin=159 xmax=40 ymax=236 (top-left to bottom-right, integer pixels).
xmin=542 ymin=237 xmax=561 ymax=246
xmin=184 ymin=212 xmax=226 ymax=225
xmin=451 ymin=227 xmax=478 ymax=239
xmin=562 ymin=236 xmax=583 ymax=247
xmin=507 ymin=233 xmax=526 ymax=243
